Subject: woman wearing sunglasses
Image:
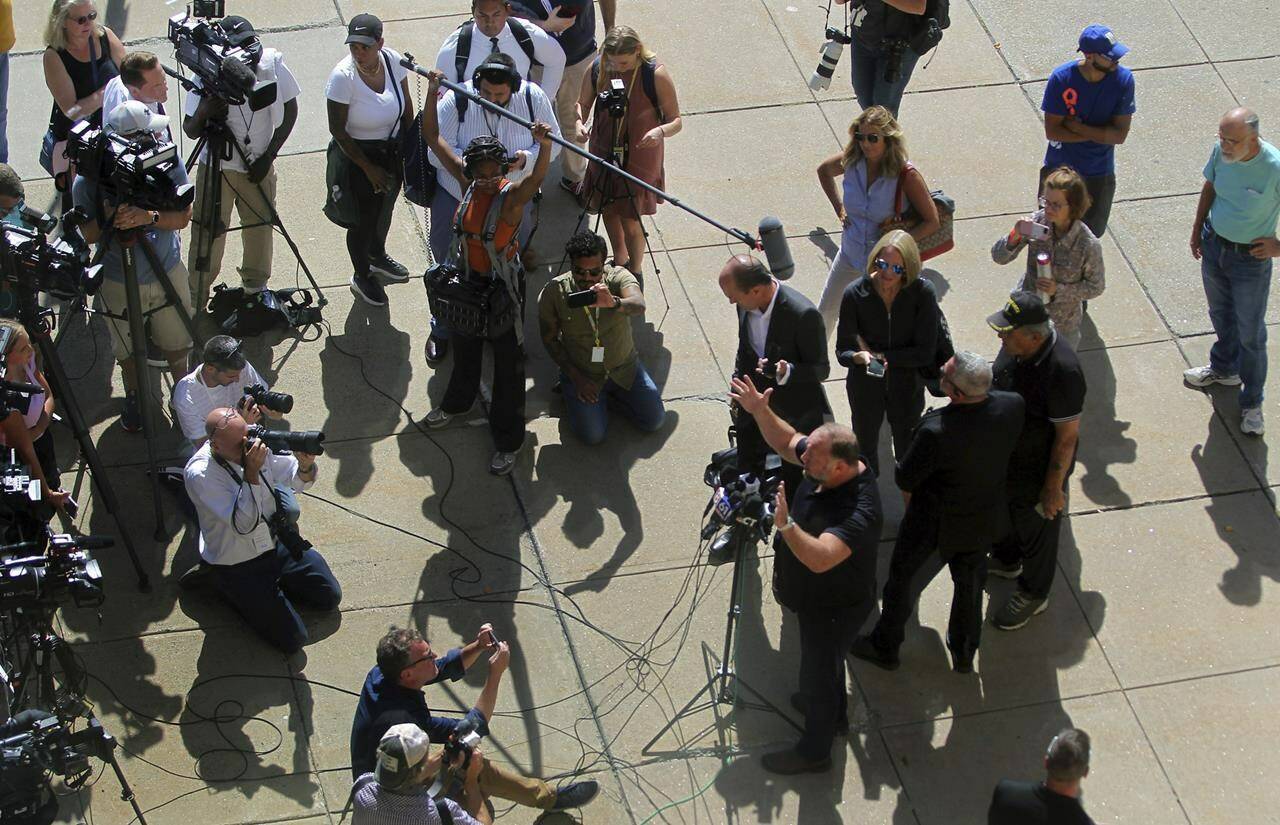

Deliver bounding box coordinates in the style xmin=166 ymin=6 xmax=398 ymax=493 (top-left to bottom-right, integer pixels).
xmin=816 ymin=105 xmax=939 ymax=336
xmin=991 ymin=165 xmax=1105 ymax=350
xmin=834 ymin=230 xmax=938 ymax=480
xmin=42 ymin=1 xmax=124 ymax=209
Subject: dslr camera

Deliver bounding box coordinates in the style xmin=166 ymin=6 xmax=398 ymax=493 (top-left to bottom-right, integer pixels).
xmin=168 ymin=11 xmax=277 ymax=111
xmin=245 ymin=424 xmax=324 ymax=456
xmin=0 ymin=209 xmax=103 ymax=304
xmin=66 ymin=123 xmax=196 ymax=213
xmin=598 ymin=77 xmax=627 ymax=119
xmin=242 ymin=384 xmax=293 ymax=415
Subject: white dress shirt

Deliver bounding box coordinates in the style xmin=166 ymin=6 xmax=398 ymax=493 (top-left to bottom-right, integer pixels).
xmin=171 ymin=362 xmax=267 ymax=442
xmin=430 ymin=80 xmax=561 ymax=201
xmin=184 ymin=442 xmax=314 ymax=566
xmin=435 ymin=17 xmax=566 ymax=101
xmin=746 ymin=281 xmax=780 ymax=358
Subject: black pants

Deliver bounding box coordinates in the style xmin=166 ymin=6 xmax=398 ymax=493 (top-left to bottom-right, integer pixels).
xmin=846 ymin=366 xmax=924 ymax=478
xmin=441 ymin=326 xmax=526 ymax=453
xmin=871 ymin=505 xmax=986 ymax=662
xmin=32 ymin=430 xmax=59 ymax=490
xmin=1039 ymin=165 xmax=1116 ymax=238
xmin=344 ymin=148 xmax=397 ymax=277
xmin=796 ymin=600 xmax=868 ymax=761
xmin=992 ymin=476 xmax=1066 ymax=599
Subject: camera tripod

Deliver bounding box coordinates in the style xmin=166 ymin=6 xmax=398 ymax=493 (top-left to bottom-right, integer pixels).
xmin=642 ymin=524 xmax=801 ymax=756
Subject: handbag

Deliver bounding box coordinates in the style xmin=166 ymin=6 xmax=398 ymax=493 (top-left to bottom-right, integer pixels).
xmin=401 ymin=110 xmax=437 ymax=207
xmin=322 ymin=139 xmax=360 ymax=228
xmin=893 ymin=162 xmax=955 ymax=261
xmin=38 ymin=129 xmax=58 ymax=176
xmin=425 ymin=263 xmax=518 ymax=340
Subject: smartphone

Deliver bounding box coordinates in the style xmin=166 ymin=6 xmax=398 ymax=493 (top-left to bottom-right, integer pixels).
xmin=566 ymin=289 xmax=596 ymax=308
xmin=1016 ymin=219 xmax=1051 ymax=241
xmin=866 ymin=359 xmax=886 ymax=378
xmin=484 ymin=628 xmax=499 ymax=647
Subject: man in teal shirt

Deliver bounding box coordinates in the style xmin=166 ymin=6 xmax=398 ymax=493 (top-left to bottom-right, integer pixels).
xmin=1185 ymin=107 xmax=1280 ymax=436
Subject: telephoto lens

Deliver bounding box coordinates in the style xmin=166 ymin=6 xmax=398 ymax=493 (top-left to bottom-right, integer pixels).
xmin=243 ymin=384 xmax=294 ymax=414
xmin=246 ymin=425 xmax=326 ymax=456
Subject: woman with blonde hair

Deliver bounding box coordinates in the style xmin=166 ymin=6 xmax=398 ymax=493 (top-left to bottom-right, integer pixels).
xmin=41 ymin=0 xmax=124 ymax=206
xmin=816 ymin=105 xmax=939 ymax=335
xmin=991 ymin=165 xmax=1105 ymax=349
xmin=835 ymin=230 xmax=939 ymax=479
xmin=0 ymin=319 xmax=70 ymax=516
xmin=573 ymin=26 xmax=681 ymax=283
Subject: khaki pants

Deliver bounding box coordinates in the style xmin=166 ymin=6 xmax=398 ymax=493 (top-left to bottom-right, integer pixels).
xmin=476 ymin=757 xmax=556 ymax=809
xmin=556 ymin=56 xmax=594 ymax=184
xmin=96 ymin=264 xmax=194 ymax=361
xmin=188 ymin=163 xmax=277 ymax=312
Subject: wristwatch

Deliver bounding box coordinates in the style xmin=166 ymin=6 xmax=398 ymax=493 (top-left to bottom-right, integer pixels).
xmin=779 ymin=517 xmax=796 ymax=532
xmin=149 ymin=210 xmax=160 ymax=225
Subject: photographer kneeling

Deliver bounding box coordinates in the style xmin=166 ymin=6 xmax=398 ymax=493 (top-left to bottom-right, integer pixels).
xmin=729 ymin=373 xmax=882 ymax=775
xmin=172 ymin=334 xmax=279 ymax=451
xmin=353 ymin=723 xmax=490 ymax=825
xmin=183 ymin=407 xmax=340 ymax=653
xmin=350 ymin=625 xmax=598 ymax=813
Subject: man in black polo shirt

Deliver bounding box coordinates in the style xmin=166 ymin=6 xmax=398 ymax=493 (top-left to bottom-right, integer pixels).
xmin=730 ymin=374 xmax=882 ymax=775
xmin=989 ymin=728 xmax=1096 ymax=825
xmin=986 ymin=292 xmax=1087 ymax=631
xmin=349 ymin=625 xmax=598 ymax=812
xmin=851 ymin=351 xmax=1025 ymax=674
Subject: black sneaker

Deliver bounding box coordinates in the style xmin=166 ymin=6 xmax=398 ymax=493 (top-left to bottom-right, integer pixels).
xmin=350 ymin=273 xmax=388 ymax=306
xmin=120 ymin=392 xmax=143 ymax=433
xmin=368 ymin=253 xmax=410 ymax=283
xmin=550 ymin=780 xmax=599 ymax=811
xmin=849 ymin=635 xmax=900 ymax=671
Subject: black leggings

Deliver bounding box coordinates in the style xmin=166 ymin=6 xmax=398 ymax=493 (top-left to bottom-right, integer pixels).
xmin=344 ymin=145 xmax=398 ymax=276
xmin=846 ymin=365 xmax=924 ymax=478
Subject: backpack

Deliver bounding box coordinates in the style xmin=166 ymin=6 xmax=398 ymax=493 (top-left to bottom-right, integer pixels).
xmin=589 ymin=58 xmax=663 ymax=122
xmin=454 ymin=18 xmax=540 ymax=122
xmin=908 ymin=0 xmax=950 ymax=55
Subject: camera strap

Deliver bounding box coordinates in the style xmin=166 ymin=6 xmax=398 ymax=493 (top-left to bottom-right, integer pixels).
xmin=214 ymin=453 xmax=277 ymax=538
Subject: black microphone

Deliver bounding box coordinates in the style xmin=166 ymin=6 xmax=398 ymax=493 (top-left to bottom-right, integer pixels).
xmin=220 ymin=55 xmax=258 ymax=95
xmin=758 ymin=216 xmax=794 ymax=281
xmin=0 ymin=378 xmax=43 ymax=395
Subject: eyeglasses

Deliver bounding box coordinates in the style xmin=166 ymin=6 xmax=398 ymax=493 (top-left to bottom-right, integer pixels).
xmin=406 ymin=650 xmax=437 ymax=668
xmin=72 ymin=11 xmax=98 ymax=25
xmin=571 ymin=265 xmax=605 ymax=277
xmin=212 ymin=408 xmax=239 ymax=432
xmin=873 ymin=258 xmax=905 ymax=275
xmin=853 ymin=132 xmax=882 ymax=144
xmin=1038 ymin=196 xmax=1066 ymax=211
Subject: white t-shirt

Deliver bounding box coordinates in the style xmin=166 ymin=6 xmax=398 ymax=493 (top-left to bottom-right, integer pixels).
xmin=172 ymin=361 xmax=267 ymax=441
xmin=187 ymin=49 xmax=302 ymax=173
xmin=325 ymin=48 xmax=409 ymax=141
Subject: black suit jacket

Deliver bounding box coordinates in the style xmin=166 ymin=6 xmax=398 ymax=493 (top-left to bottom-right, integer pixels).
xmin=894 ymin=390 xmax=1025 ymax=557
xmin=734 ymin=283 xmax=831 ymax=433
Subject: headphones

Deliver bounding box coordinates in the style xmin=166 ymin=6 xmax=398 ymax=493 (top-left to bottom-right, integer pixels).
xmin=471 ymin=54 xmax=521 ymax=93
xmin=462 ymin=135 xmax=511 ymax=179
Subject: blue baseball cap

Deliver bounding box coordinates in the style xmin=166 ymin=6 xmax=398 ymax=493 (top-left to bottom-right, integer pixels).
xmin=1078 ymin=25 xmax=1129 ymax=61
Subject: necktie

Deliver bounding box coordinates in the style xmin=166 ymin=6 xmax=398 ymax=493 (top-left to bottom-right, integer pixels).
xmin=490 ymin=37 xmax=500 ymax=53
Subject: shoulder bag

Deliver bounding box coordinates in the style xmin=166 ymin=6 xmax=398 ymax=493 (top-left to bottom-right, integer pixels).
xmin=892 ymin=161 xmax=955 ymax=261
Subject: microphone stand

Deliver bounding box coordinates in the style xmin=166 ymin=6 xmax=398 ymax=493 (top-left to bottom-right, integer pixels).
xmin=399 ymin=53 xmax=762 ymax=250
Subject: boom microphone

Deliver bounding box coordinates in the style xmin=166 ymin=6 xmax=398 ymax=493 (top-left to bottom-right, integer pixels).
xmin=758 ymin=216 xmax=794 ymax=281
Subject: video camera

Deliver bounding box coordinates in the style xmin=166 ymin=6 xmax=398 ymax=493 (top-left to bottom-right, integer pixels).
xmin=243 ymin=384 xmax=293 ymax=415
xmin=701 ymin=439 xmax=783 ymax=565
xmin=427 ymin=716 xmax=483 ymax=799
xmin=0 ymin=715 xmax=119 ymax=823
xmin=0 ymin=533 xmax=109 ymax=610
xmin=0 ymin=209 xmax=103 ymax=303
xmin=66 ymin=122 xmax=196 ymax=213
xmin=168 ymin=11 xmax=277 ymax=111
xmin=245 ymin=425 xmax=324 ymax=456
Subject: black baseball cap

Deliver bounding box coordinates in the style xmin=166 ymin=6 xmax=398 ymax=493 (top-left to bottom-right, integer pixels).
xmin=987 ymin=291 xmax=1050 ymax=333
xmin=346 ymin=13 xmax=383 ymax=46
xmin=220 ymin=16 xmax=257 ymax=47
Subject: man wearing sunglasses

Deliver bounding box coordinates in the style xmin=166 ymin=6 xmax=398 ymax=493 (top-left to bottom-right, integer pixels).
xmin=538 ymin=230 xmax=664 ymax=443
xmin=1040 ymin=25 xmax=1135 ymax=238
xmin=350 ymin=625 xmax=600 ymax=812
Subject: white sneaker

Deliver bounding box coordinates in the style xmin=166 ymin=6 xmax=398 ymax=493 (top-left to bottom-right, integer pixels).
xmin=1183 ymin=365 xmax=1242 ymax=388
xmin=1241 ymin=406 xmax=1265 ymax=436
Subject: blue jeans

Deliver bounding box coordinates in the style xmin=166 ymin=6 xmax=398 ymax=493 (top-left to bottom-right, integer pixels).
xmin=561 ymin=360 xmax=665 ymax=445
xmin=210 ymin=542 xmax=342 ymax=653
xmin=1201 ymin=224 xmax=1271 ymax=409
xmin=850 ymin=38 xmax=920 ymax=117
xmin=0 ymin=52 xmax=9 ymax=163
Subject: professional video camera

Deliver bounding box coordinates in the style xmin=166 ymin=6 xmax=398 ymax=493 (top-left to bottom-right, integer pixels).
xmin=245 ymin=425 xmax=324 ymax=456
xmin=168 ymin=10 xmax=277 ymax=111
xmin=0 ymin=533 xmax=109 ymax=610
xmin=65 ymin=123 xmax=196 ymax=213
xmin=0 ymin=715 xmax=127 ymax=824
xmin=598 ymin=77 xmax=627 ymax=119
xmin=700 ymin=439 xmax=783 ymax=565
xmin=243 ymin=384 xmax=293 ymax=415
xmin=0 ymin=209 xmax=103 ymax=302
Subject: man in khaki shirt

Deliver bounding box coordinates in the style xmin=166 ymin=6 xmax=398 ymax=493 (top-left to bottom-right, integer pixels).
xmin=538 ymin=231 xmax=665 ymax=444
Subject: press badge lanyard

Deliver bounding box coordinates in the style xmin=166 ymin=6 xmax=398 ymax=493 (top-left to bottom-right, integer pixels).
xmin=582 ymin=304 xmax=605 ymax=364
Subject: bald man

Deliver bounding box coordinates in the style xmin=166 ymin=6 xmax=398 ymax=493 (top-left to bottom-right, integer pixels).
xmin=183 ymin=407 xmax=340 ymax=653
xmin=1184 ymin=107 xmax=1280 ymax=437
xmin=719 ymin=254 xmax=830 ymax=497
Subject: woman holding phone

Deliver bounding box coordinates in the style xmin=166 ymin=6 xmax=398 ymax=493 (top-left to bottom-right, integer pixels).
xmin=991 ymin=165 xmax=1105 ymax=349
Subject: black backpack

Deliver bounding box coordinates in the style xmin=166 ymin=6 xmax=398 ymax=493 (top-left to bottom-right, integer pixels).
xmin=908 ymin=0 xmax=950 ymax=55
xmin=454 ymin=19 xmax=540 ymax=122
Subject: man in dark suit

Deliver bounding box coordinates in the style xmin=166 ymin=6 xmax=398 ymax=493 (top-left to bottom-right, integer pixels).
xmin=718 ymin=254 xmax=830 ymax=490
xmin=851 ymin=351 xmax=1025 ymax=674
xmin=989 ymin=728 xmax=1096 ymax=825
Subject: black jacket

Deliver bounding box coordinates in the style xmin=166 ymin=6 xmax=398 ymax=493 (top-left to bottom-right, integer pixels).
xmin=895 ymin=390 xmax=1026 ymax=557
xmin=835 ymin=276 xmax=940 ymax=377
xmin=734 ymin=283 xmax=831 ymax=432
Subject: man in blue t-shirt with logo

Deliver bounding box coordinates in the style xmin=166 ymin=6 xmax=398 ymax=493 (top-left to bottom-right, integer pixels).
xmin=1039 ymin=25 xmax=1136 ymax=238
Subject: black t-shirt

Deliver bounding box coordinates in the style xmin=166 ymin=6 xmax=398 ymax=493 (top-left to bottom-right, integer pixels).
xmin=852 ymin=0 xmax=923 ymax=50
xmin=773 ymin=439 xmax=882 ymax=612
xmin=993 ymin=331 xmax=1087 ymax=484
xmin=989 ymin=780 xmax=1095 ymax=825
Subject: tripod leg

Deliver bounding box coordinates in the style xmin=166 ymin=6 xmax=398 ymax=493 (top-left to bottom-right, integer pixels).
xmin=119 ymin=247 xmax=170 ymax=542
xmin=32 ymin=329 xmax=150 ymax=590
xmin=98 ymin=730 xmax=148 ymax=825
